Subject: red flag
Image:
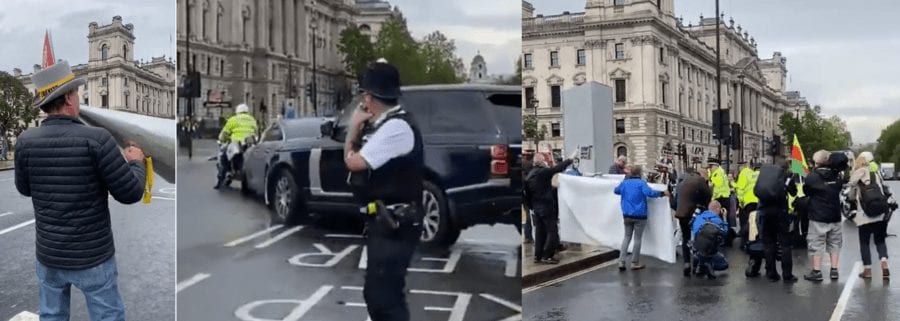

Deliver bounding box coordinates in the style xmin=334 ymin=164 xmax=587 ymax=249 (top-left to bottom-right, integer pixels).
xmin=42 ymin=30 xmax=55 ymax=68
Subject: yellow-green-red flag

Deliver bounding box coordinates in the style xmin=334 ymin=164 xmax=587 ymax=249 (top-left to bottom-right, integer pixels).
xmin=790 ymin=134 xmax=809 ymax=176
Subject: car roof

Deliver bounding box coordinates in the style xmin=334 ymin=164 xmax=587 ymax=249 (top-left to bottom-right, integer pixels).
xmin=401 ymin=84 xmax=519 ymax=93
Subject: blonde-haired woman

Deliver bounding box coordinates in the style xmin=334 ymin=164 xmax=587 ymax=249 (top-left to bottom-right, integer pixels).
xmin=849 ymin=155 xmax=890 ymax=279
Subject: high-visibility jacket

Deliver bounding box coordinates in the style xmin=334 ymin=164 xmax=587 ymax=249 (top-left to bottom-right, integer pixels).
xmin=218 ymin=113 xmax=258 ymax=143
xmin=870 ymin=162 xmax=879 ymax=173
xmin=735 ymin=167 xmax=759 ymax=207
xmin=788 ymin=183 xmax=805 ymax=214
xmin=710 ymin=167 xmax=731 ymax=199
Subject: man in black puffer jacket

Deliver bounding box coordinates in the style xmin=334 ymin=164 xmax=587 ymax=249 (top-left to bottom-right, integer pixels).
xmin=803 ymin=150 xmax=846 ymax=282
xmin=15 ymin=60 xmax=146 ymax=320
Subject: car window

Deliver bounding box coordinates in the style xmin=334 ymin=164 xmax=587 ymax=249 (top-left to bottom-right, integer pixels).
xmin=398 ymin=92 xmax=431 ymax=131
xmin=427 ymin=91 xmax=495 ymax=134
xmin=283 ymin=120 xmax=322 ymax=139
xmin=262 ymin=124 xmax=283 ymax=142
xmin=487 ymin=93 xmax=521 ymax=135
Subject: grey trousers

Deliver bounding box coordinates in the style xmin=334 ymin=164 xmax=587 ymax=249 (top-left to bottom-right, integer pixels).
xmin=620 ymin=217 xmax=648 ymax=264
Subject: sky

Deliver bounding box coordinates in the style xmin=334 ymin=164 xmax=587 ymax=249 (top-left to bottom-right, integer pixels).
xmin=528 ymin=0 xmax=900 ymax=144
xmin=0 ymin=0 xmax=175 ymax=73
xmin=388 ymin=0 xmax=521 ymax=77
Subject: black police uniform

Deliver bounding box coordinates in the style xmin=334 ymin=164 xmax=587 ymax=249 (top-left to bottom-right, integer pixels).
xmin=349 ymin=108 xmax=424 ymax=321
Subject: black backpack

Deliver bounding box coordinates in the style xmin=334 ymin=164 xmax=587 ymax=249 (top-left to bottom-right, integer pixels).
xmin=860 ymin=172 xmax=889 ymax=217
xmin=754 ymin=164 xmax=787 ymax=204
xmin=694 ymin=222 xmax=722 ymax=256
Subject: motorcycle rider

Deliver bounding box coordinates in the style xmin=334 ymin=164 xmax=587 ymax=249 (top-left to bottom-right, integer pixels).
xmin=215 ymin=103 xmax=258 ymax=189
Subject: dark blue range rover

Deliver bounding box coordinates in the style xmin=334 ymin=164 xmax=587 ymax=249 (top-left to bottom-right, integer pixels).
xmin=240 ymin=84 xmax=522 ymax=246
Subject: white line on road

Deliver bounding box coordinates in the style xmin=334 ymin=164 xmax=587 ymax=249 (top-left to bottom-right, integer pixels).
xmin=254 ymin=226 xmax=303 ymax=249
xmin=223 ymin=225 xmax=283 ymax=247
xmin=8 ymin=311 xmax=38 ymax=321
xmin=341 ymin=286 xmax=364 ymax=291
xmin=0 ymin=219 xmax=35 ymax=236
xmin=830 ymin=261 xmax=863 ymax=321
xmin=0 ymin=212 xmax=14 ymax=218
xmin=151 ymin=196 xmax=176 ymax=201
xmin=176 ymin=273 xmax=211 ymax=293
xmin=479 ymin=293 xmax=522 ymax=312
xmin=410 ymin=289 xmax=471 ymax=321
xmin=325 ymin=233 xmax=363 ymax=238
xmin=522 ymin=259 xmax=619 ymax=294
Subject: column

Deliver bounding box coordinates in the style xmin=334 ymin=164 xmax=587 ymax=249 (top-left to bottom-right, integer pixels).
xmin=273 ymin=0 xmax=284 ymax=53
xmin=257 ymin=0 xmax=267 ymax=49
xmin=285 ymin=0 xmax=296 ymax=57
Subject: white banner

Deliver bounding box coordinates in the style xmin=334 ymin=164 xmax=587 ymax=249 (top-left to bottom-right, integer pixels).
xmin=557 ymin=174 xmax=677 ymax=264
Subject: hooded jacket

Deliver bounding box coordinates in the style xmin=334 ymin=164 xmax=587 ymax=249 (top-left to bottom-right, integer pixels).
xmin=805 ymin=166 xmax=844 ymax=223
xmin=614 ymin=176 xmax=664 ymax=219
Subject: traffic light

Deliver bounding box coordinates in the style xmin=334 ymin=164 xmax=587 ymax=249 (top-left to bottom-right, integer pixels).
xmin=305 ymin=84 xmax=312 ymax=101
xmin=712 ymin=109 xmax=730 ymax=141
xmin=178 ymin=71 xmax=201 ymax=98
xmin=730 ymin=123 xmax=742 ymax=150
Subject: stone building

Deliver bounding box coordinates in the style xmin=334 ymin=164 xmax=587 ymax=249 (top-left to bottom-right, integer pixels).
xmin=15 ymin=16 xmax=177 ymax=119
xmin=176 ymin=0 xmax=393 ymax=124
xmin=522 ymin=0 xmax=810 ymax=168
xmin=354 ymin=0 xmax=394 ymax=40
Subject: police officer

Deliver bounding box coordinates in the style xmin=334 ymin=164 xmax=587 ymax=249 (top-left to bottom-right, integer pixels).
xmin=215 ymin=103 xmax=257 ymax=189
xmin=733 ymin=161 xmax=759 ymax=249
xmin=709 ymin=161 xmax=733 ymax=244
xmin=343 ymin=61 xmax=422 ymax=321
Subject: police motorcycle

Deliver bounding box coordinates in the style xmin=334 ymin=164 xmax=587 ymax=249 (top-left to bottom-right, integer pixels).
xmin=217 ymin=135 xmax=257 ymax=188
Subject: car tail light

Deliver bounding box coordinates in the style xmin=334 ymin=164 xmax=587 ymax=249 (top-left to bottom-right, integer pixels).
xmin=491 ymin=144 xmax=509 ymax=176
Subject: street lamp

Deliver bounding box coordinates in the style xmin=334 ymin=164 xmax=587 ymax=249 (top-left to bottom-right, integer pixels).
xmin=309 ymin=16 xmax=319 ymax=117
xmin=530 ymin=97 xmax=539 ymax=151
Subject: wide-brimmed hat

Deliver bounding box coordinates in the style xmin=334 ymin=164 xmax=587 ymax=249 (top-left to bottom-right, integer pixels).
xmin=31 ymin=60 xmax=85 ymax=108
xmin=359 ymin=61 xmax=401 ymax=100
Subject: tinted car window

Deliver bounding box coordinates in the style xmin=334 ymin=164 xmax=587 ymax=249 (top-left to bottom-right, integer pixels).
xmin=282 ymin=119 xmax=324 ymax=139
xmin=487 ymin=93 xmax=521 ymax=136
xmin=398 ymin=92 xmax=431 ymax=130
xmin=263 ymin=124 xmax=282 ymax=142
xmin=427 ymin=91 xmax=495 ymax=134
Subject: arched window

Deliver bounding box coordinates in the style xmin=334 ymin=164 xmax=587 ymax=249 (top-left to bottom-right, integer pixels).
xmin=101 ymin=44 xmax=109 ymax=61
xmin=617 ymin=146 xmax=628 ymax=157
xmin=122 ymin=45 xmax=128 ymax=61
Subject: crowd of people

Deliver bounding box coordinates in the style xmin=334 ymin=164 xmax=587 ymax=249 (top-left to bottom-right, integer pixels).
xmin=522 ymin=149 xmax=898 ymax=283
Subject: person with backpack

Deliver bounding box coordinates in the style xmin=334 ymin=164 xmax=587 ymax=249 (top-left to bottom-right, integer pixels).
xmin=849 ymin=155 xmax=892 ymax=279
xmin=614 ymin=165 xmax=670 ymax=271
xmin=675 ymin=168 xmax=712 ymax=276
xmin=690 ymin=201 xmax=730 ymax=278
xmin=752 ymin=158 xmax=799 ymax=282
xmin=525 ymin=151 xmax=577 ymax=264
xmin=803 ymin=150 xmax=847 ymax=282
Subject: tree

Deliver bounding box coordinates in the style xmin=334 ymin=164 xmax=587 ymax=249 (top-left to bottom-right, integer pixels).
xmin=875 ymin=119 xmax=900 ymax=165
xmin=522 ymin=114 xmax=545 ymax=146
xmin=420 ymin=31 xmax=463 ymax=84
xmin=337 ymin=24 xmax=376 ymax=81
xmin=0 ymin=71 xmax=38 ymax=146
xmin=778 ymin=105 xmax=853 ymax=157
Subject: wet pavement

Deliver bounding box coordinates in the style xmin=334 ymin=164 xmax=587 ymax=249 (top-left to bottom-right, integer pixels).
xmin=524 ymin=180 xmax=900 ymax=321
xmin=176 ymin=141 xmax=522 ymax=321
xmin=0 ymin=169 xmax=176 ymax=321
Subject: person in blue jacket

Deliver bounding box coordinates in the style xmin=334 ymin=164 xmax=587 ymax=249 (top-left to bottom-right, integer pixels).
xmin=614 ymin=165 xmax=670 ymax=271
xmin=691 ymin=201 xmax=730 ymax=278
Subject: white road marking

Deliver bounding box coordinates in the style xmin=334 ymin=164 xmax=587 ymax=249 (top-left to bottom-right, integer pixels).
xmin=223 ymin=225 xmax=283 ymax=247
xmin=830 ymin=261 xmax=863 ymax=321
xmin=325 ymin=233 xmax=364 ymax=238
xmin=0 ymin=212 xmax=14 ymax=218
xmin=289 ymin=243 xmax=359 ymax=267
xmin=0 ymin=219 xmax=35 ymax=236
xmin=409 ymin=249 xmax=463 ymax=273
xmin=151 ymin=196 xmax=176 ymax=201
xmin=158 ymin=187 xmax=176 ymax=194
xmin=472 ymin=250 xmax=519 ymax=277
xmin=522 ymin=259 xmax=619 ymax=294
xmin=339 ymin=286 xmax=371 ymax=321
xmin=234 ymin=285 xmax=332 ymax=321
xmin=176 ymin=273 xmax=211 ymax=293
xmin=409 ymin=289 xmax=471 ymax=321
xmin=341 ymin=286 xmax=364 ymax=291
xmin=479 ymin=293 xmax=522 ymax=312
xmin=254 ymin=226 xmax=303 ymax=249
xmin=8 ymin=311 xmax=38 ymax=321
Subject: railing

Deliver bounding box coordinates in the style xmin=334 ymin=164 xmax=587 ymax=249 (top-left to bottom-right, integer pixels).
xmin=523 ymin=13 xmax=584 ymax=33
xmin=80 ymin=105 xmax=176 ymax=183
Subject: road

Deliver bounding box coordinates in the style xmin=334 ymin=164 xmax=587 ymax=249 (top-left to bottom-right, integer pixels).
xmin=524 ymin=180 xmax=900 ymax=321
xmin=176 ymin=142 xmax=522 ymax=321
xmin=0 ymin=169 xmax=176 ymax=321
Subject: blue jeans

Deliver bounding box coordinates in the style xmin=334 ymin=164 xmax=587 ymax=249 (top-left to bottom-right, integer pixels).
xmin=36 ymin=257 xmax=125 ymax=321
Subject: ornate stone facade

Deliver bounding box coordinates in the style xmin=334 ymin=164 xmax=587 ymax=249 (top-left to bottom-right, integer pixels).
xmin=522 ymin=0 xmax=810 ymax=169
xmin=176 ymin=0 xmax=393 ymax=123
xmin=15 ymin=16 xmax=177 ymax=119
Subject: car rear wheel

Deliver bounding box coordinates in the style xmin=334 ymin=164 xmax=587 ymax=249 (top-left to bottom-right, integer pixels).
xmin=421 ymin=181 xmax=459 ymax=246
xmin=271 ymin=168 xmax=302 ymax=224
